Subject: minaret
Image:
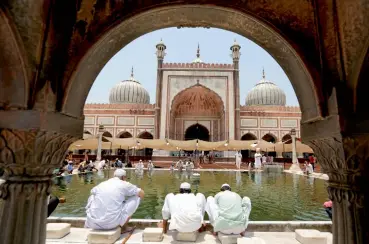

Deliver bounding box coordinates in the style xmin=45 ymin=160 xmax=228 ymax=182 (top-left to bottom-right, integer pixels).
xmin=231 ymin=39 xmax=241 ymax=140
xmin=130 ymin=66 xmax=134 ymax=79
xmin=192 ymin=43 xmax=202 ymax=63
xmin=155 ymin=39 xmax=166 ymax=139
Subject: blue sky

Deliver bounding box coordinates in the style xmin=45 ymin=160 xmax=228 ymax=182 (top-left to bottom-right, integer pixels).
xmin=87 ymin=28 xmax=298 ymax=106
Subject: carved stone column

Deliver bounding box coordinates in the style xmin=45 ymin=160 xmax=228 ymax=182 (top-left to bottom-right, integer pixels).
xmin=0 ymin=129 xmax=75 ymax=244
xmin=307 ymin=135 xmax=369 ymax=244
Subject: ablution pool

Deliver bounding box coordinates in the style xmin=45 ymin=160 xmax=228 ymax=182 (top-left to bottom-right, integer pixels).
xmin=51 ymin=170 xmax=330 ymax=221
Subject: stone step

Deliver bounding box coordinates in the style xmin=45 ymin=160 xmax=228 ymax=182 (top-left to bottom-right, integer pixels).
xmin=237 ymin=237 xmax=266 ymax=244
xmin=46 ymin=223 xmax=71 ymax=239
xmin=218 ymin=233 xmax=241 ymax=244
xmin=88 ymin=227 xmax=121 ymax=244
xmin=142 ymin=227 xmax=164 ymax=242
xmin=174 ymin=231 xmax=199 ymax=242
xmin=295 ymin=229 xmax=327 ymax=244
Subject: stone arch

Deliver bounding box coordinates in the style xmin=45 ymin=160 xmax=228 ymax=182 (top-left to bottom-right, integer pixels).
xmin=183 ymin=122 xmax=211 ymax=136
xmin=137 ymin=131 xmax=154 ymax=139
xmin=0 ymin=7 xmax=30 ymax=109
xmin=262 ymin=133 xmax=277 ymax=143
xmin=116 ymin=131 xmax=133 ymax=138
xmin=170 ymin=83 xmax=226 ymax=109
xmin=281 ymin=134 xmax=292 ymax=144
xmin=241 ymin=133 xmax=258 ymax=140
xmin=171 ymin=84 xmax=224 ymax=117
xmin=185 ymin=123 xmax=210 ymax=141
xmin=62 ymin=5 xmax=322 ymax=125
xmin=137 ymin=131 xmax=154 ymax=157
xmin=102 ymin=131 xmax=112 ymax=138
xmin=354 ymin=45 xmax=369 ymax=116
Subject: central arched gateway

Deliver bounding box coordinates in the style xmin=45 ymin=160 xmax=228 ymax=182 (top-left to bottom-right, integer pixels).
xmin=185 ymin=123 xmax=210 ymax=141
xmin=170 ymin=84 xmax=225 ymax=141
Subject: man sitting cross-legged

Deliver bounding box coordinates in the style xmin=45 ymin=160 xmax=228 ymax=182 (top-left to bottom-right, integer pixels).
xmin=205 ymin=183 xmax=251 ymax=236
xmin=85 ymin=169 xmax=144 ymax=232
xmin=158 ymin=182 xmax=206 ymax=233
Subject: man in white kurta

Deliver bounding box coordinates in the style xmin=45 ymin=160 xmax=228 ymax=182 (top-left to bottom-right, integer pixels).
xmin=254 ymin=148 xmax=262 ymax=169
xmin=235 ymin=152 xmax=242 ymax=169
xmin=205 ymin=184 xmax=252 ymax=235
xmin=159 ymin=182 xmax=206 ymax=233
xmin=85 ymin=169 xmax=144 ymax=230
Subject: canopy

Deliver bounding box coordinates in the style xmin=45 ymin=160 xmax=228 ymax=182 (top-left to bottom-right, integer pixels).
xmin=166 ymin=139 xmax=198 ymax=151
xmin=264 ymin=140 xmax=313 ymax=153
xmin=106 ymin=138 xmax=138 ymax=148
xmin=250 ymin=140 xmax=275 ymax=151
xmin=83 ymin=133 xmax=93 ymax=139
xmin=137 ymin=138 xmax=170 ymax=150
xmin=282 ymin=141 xmax=313 ymax=153
xmin=224 ymin=140 xmax=256 ymax=151
xmin=197 ymin=140 xmax=228 ymax=151
xmin=69 ymin=137 xmax=314 ymax=152
xmin=68 ymin=138 xmax=120 ymax=150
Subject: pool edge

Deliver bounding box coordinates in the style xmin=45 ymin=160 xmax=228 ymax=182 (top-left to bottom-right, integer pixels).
xmin=47 ymin=217 xmax=332 ymax=232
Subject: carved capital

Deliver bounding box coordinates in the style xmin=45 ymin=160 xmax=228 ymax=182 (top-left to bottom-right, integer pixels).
xmin=0 ymin=129 xmax=76 ymax=177
xmin=307 ymin=135 xmax=369 ymax=203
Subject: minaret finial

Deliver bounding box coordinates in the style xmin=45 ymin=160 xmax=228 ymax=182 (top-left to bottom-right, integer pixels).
xmin=262 ymin=67 xmax=265 ymax=79
xmin=131 ymin=66 xmax=134 ymax=78
xmin=197 ymin=43 xmax=200 ymax=58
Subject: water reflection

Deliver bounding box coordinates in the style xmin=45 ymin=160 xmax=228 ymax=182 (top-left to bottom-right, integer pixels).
xmin=52 ymin=170 xmax=329 ymax=221
xmin=254 ymin=171 xmax=262 ymax=185
xmin=235 ymin=171 xmax=242 ymax=187
xmin=308 ymin=176 xmax=315 ymax=185
xmin=96 ymin=170 xmax=105 ymax=179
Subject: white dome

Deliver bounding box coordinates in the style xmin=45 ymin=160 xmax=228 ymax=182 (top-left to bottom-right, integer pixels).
xmin=109 ymin=70 xmax=150 ymax=104
xmin=245 ymin=73 xmax=286 ymax=106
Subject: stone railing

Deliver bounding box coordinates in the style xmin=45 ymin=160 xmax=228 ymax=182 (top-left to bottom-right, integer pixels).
xmin=84 ymin=103 xmax=155 ymax=109
xmin=162 ymin=62 xmax=234 ymax=69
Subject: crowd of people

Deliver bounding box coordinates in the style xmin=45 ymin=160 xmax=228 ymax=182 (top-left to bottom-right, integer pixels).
xmin=84 ymin=169 xmax=252 ymax=236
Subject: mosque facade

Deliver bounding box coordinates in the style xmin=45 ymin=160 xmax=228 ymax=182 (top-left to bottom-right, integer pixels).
xmin=83 ymin=41 xmax=301 ymax=150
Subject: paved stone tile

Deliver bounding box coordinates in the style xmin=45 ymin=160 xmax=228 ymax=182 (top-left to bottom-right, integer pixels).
xmin=46 ymin=227 xmax=90 ymax=243
xmin=245 ymin=232 xmax=300 ymax=244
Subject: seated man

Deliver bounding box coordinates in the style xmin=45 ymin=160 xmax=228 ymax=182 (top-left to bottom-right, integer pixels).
xmin=47 ymin=195 xmax=66 ymax=217
xmin=85 ymin=169 xmax=144 ymax=231
xmin=323 ymin=200 xmax=332 ymax=220
xmin=206 ymin=183 xmax=251 ymax=235
xmin=159 ymin=182 xmax=206 ymax=233
xmin=115 ymin=158 xmax=123 ymax=168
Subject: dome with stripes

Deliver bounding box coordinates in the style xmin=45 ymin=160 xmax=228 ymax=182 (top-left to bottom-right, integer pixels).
xmin=109 ymin=68 xmax=150 ymax=104
xmin=245 ymin=69 xmax=286 ymax=106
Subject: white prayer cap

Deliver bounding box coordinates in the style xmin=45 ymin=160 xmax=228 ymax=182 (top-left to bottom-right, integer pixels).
xmin=114 ymin=169 xmax=126 ymax=178
xmin=221 ymin=183 xmax=230 ymax=188
xmin=180 ymin=182 xmax=191 ymax=189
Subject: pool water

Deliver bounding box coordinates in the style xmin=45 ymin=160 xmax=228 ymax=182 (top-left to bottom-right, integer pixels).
xmin=51 ymin=170 xmax=330 ymax=221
